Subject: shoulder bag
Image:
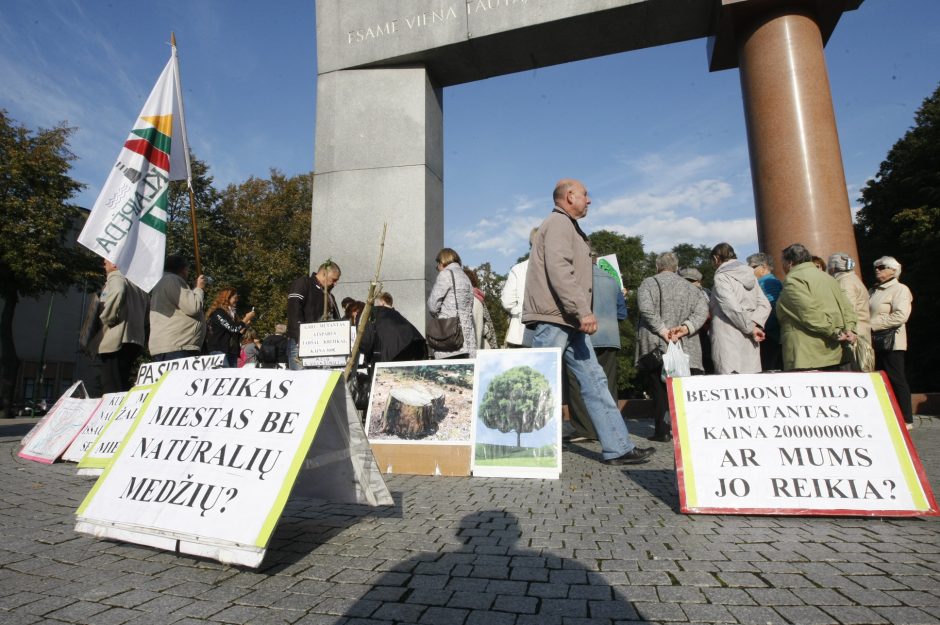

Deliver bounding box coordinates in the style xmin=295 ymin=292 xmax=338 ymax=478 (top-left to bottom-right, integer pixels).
xmin=426 ymin=270 xmax=465 ymax=352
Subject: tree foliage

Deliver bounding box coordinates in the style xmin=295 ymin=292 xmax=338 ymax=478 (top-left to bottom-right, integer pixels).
xmin=468 ymin=262 xmax=507 ymax=347
xmin=0 ymin=110 xmax=98 ymax=414
xmin=479 ymin=366 xmax=553 ymax=448
xmin=855 ymin=82 xmax=940 ymax=391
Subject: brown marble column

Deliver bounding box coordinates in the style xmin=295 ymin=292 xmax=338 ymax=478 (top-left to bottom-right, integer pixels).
xmin=737 ymin=6 xmax=859 ymax=274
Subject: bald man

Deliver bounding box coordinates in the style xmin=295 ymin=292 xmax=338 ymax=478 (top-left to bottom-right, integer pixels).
xmin=523 ymin=179 xmax=654 ymax=465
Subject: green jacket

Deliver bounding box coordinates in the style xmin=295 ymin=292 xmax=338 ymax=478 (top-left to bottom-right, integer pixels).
xmin=777 ymin=261 xmax=857 ymax=370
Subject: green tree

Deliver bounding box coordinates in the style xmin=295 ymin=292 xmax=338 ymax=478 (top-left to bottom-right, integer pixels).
xmin=855 ymin=82 xmax=940 ymax=391
xmin=0 ymin=111 xmax=97 ymax=415
xmin=468 ymin=262 xmax=507 ymax=346
xmin=479 ymin=366 xmax=553 ymax=448
xmin=165 ymin=156 xmax=230 ymax=281
xmin=210 ymin=171 xmax=313 ymax=336
xmin=671 ymin=243 xmax=715 ymax=289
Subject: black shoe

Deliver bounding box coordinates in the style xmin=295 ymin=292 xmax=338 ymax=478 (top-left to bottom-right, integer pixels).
xmin=604 ymin=446 xmax=655 ymax=465
xmin=647 ymin=433 xmax=673 ymax=443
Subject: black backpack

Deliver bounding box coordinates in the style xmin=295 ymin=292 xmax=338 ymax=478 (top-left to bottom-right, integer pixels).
xmin=259 ymin=334 xmax=288 ymax=365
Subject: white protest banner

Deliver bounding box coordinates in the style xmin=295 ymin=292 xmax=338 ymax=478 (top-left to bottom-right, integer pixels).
xmin=596 ymin=254 xmax=623 ymax=289
xmin=670 ymin=371 xmax=939 ymax=516
xmin=299 ymin=320 xmax=351 ymax=358
xmin=75 ymin=368 xmax=391 ymax=567
xmin=135 ymin=353 xmax=224 ymax=386
xmin=19 ymin=397 xmax=103 ymax=464
xmin=77 ymin=386 xmax=154 ymax=476
xmin=20 ymin=380 xmax=87 ymax=448
xmin=62 ymin=393 xmax=126 ymax=463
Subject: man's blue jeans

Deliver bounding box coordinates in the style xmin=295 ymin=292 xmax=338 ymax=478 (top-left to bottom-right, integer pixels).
xmin=287 ymin=338 xmax=303 ymax=371
xmin=531 ymin=322 xmax=635 ymax=460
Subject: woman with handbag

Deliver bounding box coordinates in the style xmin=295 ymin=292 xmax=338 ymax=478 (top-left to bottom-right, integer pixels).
xmin=869 ymin=256 xmax=913 ymax=428
xmin=426 ymin=248 xmax=476 ymax=359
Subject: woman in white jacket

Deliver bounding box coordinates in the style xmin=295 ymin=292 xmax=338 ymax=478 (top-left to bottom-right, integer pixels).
xmin=709 ymin=243 xmax=771 ymax=374
xmin=869 ymin=255 xmax=913 ymax=427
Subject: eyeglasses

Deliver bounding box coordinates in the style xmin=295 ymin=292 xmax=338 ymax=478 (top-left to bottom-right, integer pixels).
xmin=874 ymin=265 xmax=888 ymax=271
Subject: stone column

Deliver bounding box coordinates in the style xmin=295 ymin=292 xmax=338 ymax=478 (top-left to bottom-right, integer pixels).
xmin=311 ymin=67 xmax=443 ymax=332
xmin=736 ymin=6 xmax=859 ymax=272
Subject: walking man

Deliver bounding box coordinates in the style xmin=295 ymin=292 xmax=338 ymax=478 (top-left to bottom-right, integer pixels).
xmin=523 ymin=179 xmax=654 ymax=465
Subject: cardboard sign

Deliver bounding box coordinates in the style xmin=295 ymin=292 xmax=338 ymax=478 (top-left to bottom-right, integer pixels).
xmin=75 ymin=369 xmax=392 ymax=567
xmin=19 ymin=380 xmax=87 ymax=449
xmin=135 ymin=354 xmax=225 ymax=386
xmin=62 ymin=393 xmax=126 ymax=463
xmin=19 ymin=397 xmax=102 ymax=464
xmin=77 ymin=386 xmax=154 ymax=476
xmin=669 ymin=372 xmax=939 ymax=516
xmin=471 ymin=349 xmax=563 ymax=480
xmin=298 ymin=320 xmax=351 ymax=358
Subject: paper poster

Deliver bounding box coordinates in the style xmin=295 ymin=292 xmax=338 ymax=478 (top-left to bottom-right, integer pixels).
xmin=135 ymin=354 xmax=225 ymax=386
xmin=669 ymin=372 xmax=939 ymax=516
xmin=62 ymin=392 xmax=126 ymax=463
xmin=76 ymin=386 xmax=154 ymax=475
xmin=298 ymin=320 xmax=351 ymax=358
xmin=471 ymin=349 xmax=563 ymax=479
xmin=19 ymin=397 xmax=102 ymax=464
xmin=75 ymin=368 xmax=391 ymax=567
xmin=365 ymin=360 xmax=474 ymax=476
xmin=596 ymin=254 xmax=623 ymax=289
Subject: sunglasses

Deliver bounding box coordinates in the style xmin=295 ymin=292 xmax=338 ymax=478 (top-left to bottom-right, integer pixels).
xmin=874 ymin=265 xmax=889 ymax=271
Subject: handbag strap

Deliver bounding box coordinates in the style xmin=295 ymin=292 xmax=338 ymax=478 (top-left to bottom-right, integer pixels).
xmin=448 ymin=267 xmax=459 ymax=313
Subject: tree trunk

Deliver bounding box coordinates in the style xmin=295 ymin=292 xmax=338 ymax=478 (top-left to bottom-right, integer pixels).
xmin=516 ymin=430 xmax=521 ymax=449
xmin=382 ymin=385 xmax=444 ymax=438
xmin=0 ymin=288 xmax=20 ymax=418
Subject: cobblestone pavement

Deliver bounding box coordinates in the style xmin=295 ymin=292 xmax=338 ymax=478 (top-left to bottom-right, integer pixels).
xmin=1 ymin=415 xmax=938 ymax=625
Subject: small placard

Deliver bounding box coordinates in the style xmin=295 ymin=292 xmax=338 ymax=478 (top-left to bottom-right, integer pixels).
xmin=298 ymin=320 xmax=351 ymax=358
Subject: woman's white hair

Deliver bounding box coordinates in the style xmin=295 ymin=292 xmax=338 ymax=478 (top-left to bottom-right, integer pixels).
xmin=874 ymin=255 xmax=902 ymax=277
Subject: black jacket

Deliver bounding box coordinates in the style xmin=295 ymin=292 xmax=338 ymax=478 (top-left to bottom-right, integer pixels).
xmin=360 ymin=307 xmax=426 ymax=364
xmin=206 ymin=309 xmax=244 ymax=357
xmin=287 ymin=275 xmax=339 ymax=340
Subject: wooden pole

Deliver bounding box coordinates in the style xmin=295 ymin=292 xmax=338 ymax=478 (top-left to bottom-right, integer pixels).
xmin=172 ymin=32 xmax=202 ymax=277
xmin=345 ymin=223 xmax=387 ymax=381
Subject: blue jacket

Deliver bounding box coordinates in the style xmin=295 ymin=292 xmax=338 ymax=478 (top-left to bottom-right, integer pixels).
xmin=591 ymin=266 xmax=627 ymax=350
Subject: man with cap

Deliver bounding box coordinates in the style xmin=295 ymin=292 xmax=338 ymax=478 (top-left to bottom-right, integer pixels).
xmin=679 ymin=267 xmax=712 ymax=374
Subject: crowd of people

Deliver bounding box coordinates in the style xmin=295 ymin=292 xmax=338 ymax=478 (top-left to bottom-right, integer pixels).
xmin=86 ymin=177 xmax=915 ymax=464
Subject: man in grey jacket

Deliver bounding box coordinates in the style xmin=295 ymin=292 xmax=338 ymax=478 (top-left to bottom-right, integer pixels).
xmin=148 ymin=255 xmax=207 ymax=362
xmin=523 ymin=179 xmax=654 ymax=465
xmin=98 ymin=259 xmax=149 ymax=392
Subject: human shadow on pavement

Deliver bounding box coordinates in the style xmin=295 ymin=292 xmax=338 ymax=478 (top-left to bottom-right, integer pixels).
xmin=322 ymin=509 xmax=660 ymax=625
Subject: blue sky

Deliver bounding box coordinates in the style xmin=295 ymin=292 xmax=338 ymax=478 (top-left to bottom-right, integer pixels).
xmin=2 ymin=1 xmax=938 ymax=274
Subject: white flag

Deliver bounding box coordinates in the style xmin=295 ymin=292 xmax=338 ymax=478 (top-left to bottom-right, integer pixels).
xmin=78 ymin=44 xmax=192 ymax=292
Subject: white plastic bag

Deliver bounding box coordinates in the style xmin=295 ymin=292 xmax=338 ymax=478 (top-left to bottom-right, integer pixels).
xmin=661 ymin=340 xmax=691 ymax=381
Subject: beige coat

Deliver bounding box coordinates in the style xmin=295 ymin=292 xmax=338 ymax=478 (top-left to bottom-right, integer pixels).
xmin=834 ymin=271 xmax=871 ymax=341
xmin=868 ymin=278 xmax=912 ymax=351
xmin=148 ymin=272 xmax=206 ymax=356
xmin=98 ymin=270 xmax=149 ymax=354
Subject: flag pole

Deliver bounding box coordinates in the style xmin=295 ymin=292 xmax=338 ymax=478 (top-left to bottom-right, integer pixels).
xmin=171 ymin=32 xmax=202 ymax=277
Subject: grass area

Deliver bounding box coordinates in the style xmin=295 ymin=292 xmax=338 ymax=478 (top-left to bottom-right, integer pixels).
xmin=474 ymin=443 xmax=558 ymax=468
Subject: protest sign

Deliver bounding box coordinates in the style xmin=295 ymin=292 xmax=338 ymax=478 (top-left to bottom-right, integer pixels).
xmin=19 ymin=397 xmax=102 ymax=464
xmin=75 ymin=368 xmax=391 ymax=567
xmin=298 ymin=320 xmax=350 ymax=358
xmin=596 ymin=254 xmax=623 ymax=289
xmin=669 ymin=371 xmax=938 ymax=516
xmin=62 ymin=393 xmax=126 ymax=463
xmin=135 ymin=354 xmax=224 ymax=386
xmin=77 ymin=386 xmax=154 ymax=476
xmin=20 ymin=381 xmax=87 ymax=449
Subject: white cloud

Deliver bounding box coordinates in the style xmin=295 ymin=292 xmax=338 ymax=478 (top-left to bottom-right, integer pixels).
xmin=593 ymin=179 xmax=734 ymax=217
xmin=599 ymin=215 xmax=759 ymax=255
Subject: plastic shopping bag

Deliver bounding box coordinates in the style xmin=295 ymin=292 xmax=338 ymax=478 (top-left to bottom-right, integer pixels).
xmin=661 ymin=340 xmax=691 ymax=382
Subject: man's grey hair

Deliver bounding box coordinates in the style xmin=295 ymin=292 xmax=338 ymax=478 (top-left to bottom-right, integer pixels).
xmin=656 ymin=252 xmax=678 ymax=273
xmin=746 ymin=252 xmax=774 ymax=270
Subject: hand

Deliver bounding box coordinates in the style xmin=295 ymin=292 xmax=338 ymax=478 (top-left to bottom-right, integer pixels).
xmin=244 ymin=310 xmax=257 ymax=323
xmin=838 ymin=330 xmax=857 ymax=344
xmin=751 ymin=326 xmax=766 ymax=343
xmin=195 ymin=274 xmax=207 ymax=289
xmin=579 ymin=313 xmax=598 ymax=335
xmin=669 ymin=325 xmax=689 ymax=341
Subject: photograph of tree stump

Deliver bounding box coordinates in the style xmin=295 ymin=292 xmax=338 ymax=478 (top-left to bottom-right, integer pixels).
xmin=365 ymin=362 xmax=474 ymax=443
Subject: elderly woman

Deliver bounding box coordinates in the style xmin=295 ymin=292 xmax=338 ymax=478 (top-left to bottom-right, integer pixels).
xmin=828 ymin=253 xmax=873 ymax=372
xmin=709 ymin=243 xmax=771 ymax=374
xmin=427 ymin=248 xmax=476 ymax=359
xmin=637 ymin=252 xmax=709 ymax=442
xmin=869 ymin=256 xmax=913 ymax=427
xmin=776 ymin=243 xmax=857 ymax=371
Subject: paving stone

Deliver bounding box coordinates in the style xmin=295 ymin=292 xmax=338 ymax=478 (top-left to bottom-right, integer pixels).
xmin=873 ymin=606 xmax=940 ymax=625
xmin=820 ymin=604 xmax=891 ymax=624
